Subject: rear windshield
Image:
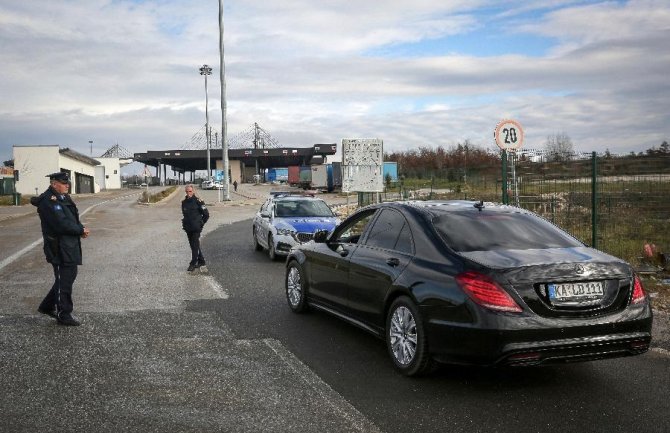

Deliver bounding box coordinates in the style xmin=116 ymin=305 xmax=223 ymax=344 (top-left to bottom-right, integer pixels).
xmin=275 ymin=199 xmax=335 ymax=218
xmin=432 ymin=211 xmax=583 ymax=252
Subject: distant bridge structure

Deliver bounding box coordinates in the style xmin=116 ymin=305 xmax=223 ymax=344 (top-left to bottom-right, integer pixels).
xmin=180 ymin=122 xmax=280 ymax=150
xmin=100 ymin=144 xmax=134 ymax=159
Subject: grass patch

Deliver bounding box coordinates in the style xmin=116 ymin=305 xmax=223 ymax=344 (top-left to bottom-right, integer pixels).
xmin=139 ymin=186 xmax=178 ymax=204
xmin=0 ymin=195 xmax=33 ymax=205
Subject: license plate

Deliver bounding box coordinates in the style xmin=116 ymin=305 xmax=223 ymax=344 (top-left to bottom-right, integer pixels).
xmin=547 ymin=281 xmax=604 ymax=303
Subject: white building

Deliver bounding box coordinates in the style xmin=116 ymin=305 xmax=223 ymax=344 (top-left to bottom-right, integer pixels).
xmin=13 ymin=145 xmax=100 ymax=195
xmin=94 ymin=157 xmax=124 ymax=190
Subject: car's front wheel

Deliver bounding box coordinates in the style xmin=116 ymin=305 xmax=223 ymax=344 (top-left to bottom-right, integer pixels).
xmin=286 ymin=261 xmax=309 ymax=312
xmin=386 ymin=296 xmax=433 ymax=376
xmin=252 ymin=226 xmax=263 ymax=251
xmin=268 ymin=234 xmax=277 ymax=261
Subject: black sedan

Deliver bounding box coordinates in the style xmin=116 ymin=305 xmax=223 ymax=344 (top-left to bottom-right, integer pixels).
xmin=284 ymin=200 xmax=653 ymax=376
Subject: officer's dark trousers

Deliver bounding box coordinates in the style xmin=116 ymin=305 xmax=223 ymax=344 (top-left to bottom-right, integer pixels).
xmin=39 ymin=264 xmax=78 ymax=315
xmin=187 ymin=231 xmax=205 ymax=266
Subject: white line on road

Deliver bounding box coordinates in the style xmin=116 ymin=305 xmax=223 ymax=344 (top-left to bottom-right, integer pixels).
xmin=0 ymin=238 xmax=44 ymax=272
xmin=651 ymin=347 xmax=670 ymax=356
xmin=203 ymin=275 xmax=229 ymax=299
xmin=0 ymin=197 xmax=122 ymax=273
xmin=262 ymin=338 xmax=382 ymax=433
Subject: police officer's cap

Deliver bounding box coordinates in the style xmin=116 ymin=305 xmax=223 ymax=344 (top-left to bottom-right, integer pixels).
xmin=46 ymin=172 xmax=70 ymax=183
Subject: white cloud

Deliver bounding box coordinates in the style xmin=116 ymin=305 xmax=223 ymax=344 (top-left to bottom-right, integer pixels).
xmin=0 ymin=0 xmax=668 ymax=165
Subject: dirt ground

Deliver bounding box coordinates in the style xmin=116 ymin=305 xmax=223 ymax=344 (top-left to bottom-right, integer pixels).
xmin=645 ymin=274 xmax=670 ymax=312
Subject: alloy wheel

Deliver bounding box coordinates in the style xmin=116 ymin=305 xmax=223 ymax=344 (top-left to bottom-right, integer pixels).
xmin=389 ymin=305 xmax=417 ymax=366
xmin=287 ymin=266 xmax=302 ymax=308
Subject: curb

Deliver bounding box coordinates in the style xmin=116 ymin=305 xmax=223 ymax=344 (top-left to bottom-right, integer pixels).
xmin=136 ymin=186 xmax=181 ymax=206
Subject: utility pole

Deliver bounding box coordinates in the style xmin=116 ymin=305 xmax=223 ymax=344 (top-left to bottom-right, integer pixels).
xmin=199 ymin=64 xmax=212 ymax=179
xmin=219 ymin=0 xmax=230 ymax=200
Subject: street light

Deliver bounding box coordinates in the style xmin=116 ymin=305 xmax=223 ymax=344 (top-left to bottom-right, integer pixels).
xmin=219 ymin=0 xmax=230 ymax=201
xmin=199 ymin=64 xmax=212 ymax=180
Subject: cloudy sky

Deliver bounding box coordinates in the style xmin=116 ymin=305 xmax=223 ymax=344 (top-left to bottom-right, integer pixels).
xmin=1 ymin=0 xmax=669 ymax=167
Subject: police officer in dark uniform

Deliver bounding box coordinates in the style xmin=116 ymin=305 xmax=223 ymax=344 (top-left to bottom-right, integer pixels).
xmin=182 ymin=184 xmax=209 ymax=272
xmin=31 ymin=172 xmax=90 ymax=326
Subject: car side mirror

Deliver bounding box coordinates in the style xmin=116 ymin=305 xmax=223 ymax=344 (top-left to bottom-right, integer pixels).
xmin=313 ymin=229 xmax=329 ymax=243
xmin=261 ymin=210 xmax=271 ymax=218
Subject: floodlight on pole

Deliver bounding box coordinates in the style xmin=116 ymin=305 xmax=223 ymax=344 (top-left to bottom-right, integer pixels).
xmin=199 ymin=64 xmax=213 ymax=179
xmin=89 ymin=140 xmax=93 ymax=156
xmin=219 ymin=0 xmax=230 ymax=200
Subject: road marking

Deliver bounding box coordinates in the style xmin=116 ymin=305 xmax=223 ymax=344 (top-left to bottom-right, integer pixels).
xmin=0 ymin=197 xmax=126 ymax=273
xmin=262 ymin=338 xmax=383 ymax=433
xmin=651 ymin=347 xmax=670 ymax=356
xmin=203 ymin=275 xmax=229 ymax=299
xmin=0 ymin=239 xmax=44 ymax=272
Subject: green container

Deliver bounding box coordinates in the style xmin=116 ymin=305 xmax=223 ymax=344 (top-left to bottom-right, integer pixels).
xmin=14 ymin=192 xmax=21 ymax=206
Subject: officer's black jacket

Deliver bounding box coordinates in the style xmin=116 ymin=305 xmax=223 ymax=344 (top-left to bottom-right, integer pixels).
xmin=31 ymin=187 xmax=85 ymax=265
xmin=181 ymin=195 xmax=209 ymax=233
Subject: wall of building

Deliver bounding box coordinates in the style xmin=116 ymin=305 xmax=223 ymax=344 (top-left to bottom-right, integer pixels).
xmin=95 ymin=166 xmax=107 ymax=191
xmin=58 ymin=153 xmax=96 ymax=194
xmin=95 ymin=157 xmax=122 ymax=189
xmin=13 ymin=145 xmax=100 ymax=195
xmin=13 ymin=145 xmax=61 ymax=196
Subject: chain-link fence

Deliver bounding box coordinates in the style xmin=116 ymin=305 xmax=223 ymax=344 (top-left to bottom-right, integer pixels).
xmin=380 ymin=151 xmax=670 ymax=268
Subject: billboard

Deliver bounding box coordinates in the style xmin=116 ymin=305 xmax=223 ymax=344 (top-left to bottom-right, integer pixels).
xmin=341 ymin=138 xmax=383 ymax=193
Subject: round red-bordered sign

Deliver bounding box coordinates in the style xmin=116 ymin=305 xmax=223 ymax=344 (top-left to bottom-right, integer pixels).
xmin=494 ymin=119 xmax=524 ymax=151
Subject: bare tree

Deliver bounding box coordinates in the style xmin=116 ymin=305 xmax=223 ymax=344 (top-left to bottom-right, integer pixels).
xmin=545 ymin=132 xmax=574 ymax=161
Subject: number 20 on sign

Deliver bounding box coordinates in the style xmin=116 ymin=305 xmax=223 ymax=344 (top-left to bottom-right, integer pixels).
xmin=494 ymin=119 xmax=524 ymax=151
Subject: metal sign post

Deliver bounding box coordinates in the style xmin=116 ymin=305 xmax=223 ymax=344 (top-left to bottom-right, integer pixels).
xmin=494 ymin=119 xmax=524 ymax=205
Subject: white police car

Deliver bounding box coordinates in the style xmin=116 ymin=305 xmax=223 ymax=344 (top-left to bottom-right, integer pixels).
xmin=252 ymin=193 xmax=339 ymax=260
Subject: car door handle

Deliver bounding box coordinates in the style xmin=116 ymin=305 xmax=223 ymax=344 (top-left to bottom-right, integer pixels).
xmin=386 ymin=257 xmax=400 ymax=267
xmin=339 ymin=249 xmax=349 ymax=257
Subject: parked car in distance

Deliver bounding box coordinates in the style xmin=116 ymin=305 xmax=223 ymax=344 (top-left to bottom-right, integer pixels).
xmin=252 ymin=193 xmax=340 ymax=260
xmin=285 ymin=200 xmax=653 ymax=376
xmin=201 ymin=180 xmax=223 ymax=190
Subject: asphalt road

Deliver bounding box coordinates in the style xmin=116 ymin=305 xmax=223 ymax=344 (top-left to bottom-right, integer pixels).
xmin=204 ymin=219 xmax=670 ymax=433
xmin=1 ymin=184 xmax=669 ymax=433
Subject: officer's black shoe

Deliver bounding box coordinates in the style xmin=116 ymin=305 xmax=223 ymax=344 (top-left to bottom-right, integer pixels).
xmin=56 ymin=313 xmax=81 ymax=327
xmin=37 ymin=306 xmax=57 ymax=319
xmin=197 ymin=260 xmax=206 ymax=267
xmin=187 ymin=264 xmax=196 ymax=272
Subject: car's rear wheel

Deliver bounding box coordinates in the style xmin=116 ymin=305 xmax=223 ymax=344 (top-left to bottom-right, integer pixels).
xmin=252 ymin=227 xmax=263 ymax=251
xmin=268 ymin=234 xmax=277 ymax=261
xmin=386 ymin=296 xmax=433 ymax=376
xmin=286 ymin=261 xmax=309 ymax=312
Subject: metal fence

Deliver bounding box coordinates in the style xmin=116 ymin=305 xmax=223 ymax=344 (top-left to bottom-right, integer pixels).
xmin=0 ymin=177 xmax=16 ymax=195
xmin=380 ymin=151 xmax=670 ymax=267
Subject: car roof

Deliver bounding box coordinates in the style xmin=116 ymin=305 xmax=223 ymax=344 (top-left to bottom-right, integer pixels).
xmin=271 ymin=194 xmax=323 ymax=202
xmin=368 ymin=200 xmax=531 ymax=218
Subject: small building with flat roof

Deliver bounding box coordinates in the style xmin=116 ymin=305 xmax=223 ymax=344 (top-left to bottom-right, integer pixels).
xmin=13 ymin=145 xmax=100 ymax=195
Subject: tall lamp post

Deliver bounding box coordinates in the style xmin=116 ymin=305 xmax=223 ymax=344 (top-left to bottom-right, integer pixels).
xmin=219 ymin=0 xmax=230 ymax=201
xmin=88 ymin=140 xmax=93 ymax=156
xmin=199 ymin=64 xmax=213 ymax=179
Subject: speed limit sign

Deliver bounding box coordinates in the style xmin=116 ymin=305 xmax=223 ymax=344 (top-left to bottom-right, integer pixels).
xmin=494 ymin=119 xmax=524 ymax=151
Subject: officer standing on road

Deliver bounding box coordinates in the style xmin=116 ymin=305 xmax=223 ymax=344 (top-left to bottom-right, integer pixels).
xmin=182 ymin=184 xmax=209 ymax=272
xmin=31 ymin=172 xmax=90 ymax=326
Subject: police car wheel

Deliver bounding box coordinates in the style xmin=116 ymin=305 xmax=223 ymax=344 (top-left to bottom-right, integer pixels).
xmin=268 ymin=234 xmax=277 ymax=261
xmin=253 ymin=227 xmax=263 ymax=251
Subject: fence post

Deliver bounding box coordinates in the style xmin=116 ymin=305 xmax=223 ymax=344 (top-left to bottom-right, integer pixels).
xmin=591 ymin=151 xmax=598 ymax=249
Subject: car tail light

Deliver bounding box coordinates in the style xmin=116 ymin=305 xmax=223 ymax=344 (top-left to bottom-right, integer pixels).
xmin=456 ymin=272 xmax=523 ymax=313
xmin=631 ymin=275 xmax=647 ymax=304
